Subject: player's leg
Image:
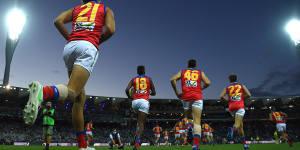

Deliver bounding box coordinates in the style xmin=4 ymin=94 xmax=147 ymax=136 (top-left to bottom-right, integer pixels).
xmin=236 ymin=115 xmax=249 ymax=149
xmin=134 ymin=111 xmax=147 ymax=149
xmin=46 ymin=135 xmax=51 ymax=150
xmin=191 ymin=102 xmax=202 ymax=150
xmin=278 ymin=124 xmax=292 ymax=146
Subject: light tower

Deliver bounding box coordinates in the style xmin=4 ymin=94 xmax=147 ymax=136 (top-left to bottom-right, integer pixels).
xmin=286 ymin=19 xmax=300 ymax=58
xmin=3 ymin=9 xmax=26 ymax=86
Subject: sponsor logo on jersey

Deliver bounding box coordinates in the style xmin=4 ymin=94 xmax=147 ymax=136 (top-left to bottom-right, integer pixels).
xmin=74 ymin=22 xmax=95 ymax=31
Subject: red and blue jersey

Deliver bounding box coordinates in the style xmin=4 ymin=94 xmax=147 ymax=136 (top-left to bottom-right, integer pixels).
xmin=203 ymin=123 xmax=210 ymax=132
xmin=181 ymin=69 xmax=202 ymax=101
xmin=68 ymin=1 xmax=105 ymax=49
xmin=226 ymin=82 xmax=245 ymax=112
xmin=132 ymin=75 xmax=151 ymax=101
xmin=185 ymin=122 xmax=193 ymax=130
xmin=271 ymin=111 xmax=285 ymax=124
xmin=86 ymin=123 xmax=93 ymax=132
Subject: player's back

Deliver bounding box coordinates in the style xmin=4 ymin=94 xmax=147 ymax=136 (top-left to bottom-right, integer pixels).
xmin=271 ymin=111 xmax=285 ymax=124
xmin=226 ymin=82 xmax=245 ymax=111
xmin=154 ymin=126 xmax=161 ymax=134
xmin=164 ymin=131 xmax=168 ymax=136
xmin=132 ymin=75 xmax=151 ymax=101
xmin=86 ymin=123 xmax=92 ymax=131
xmin=203 ymin=123 xmax=210 ymax=132
xmin=181 ymin=69 xmax=202 ymax=101
xmin=68 ymin=1 xmax=106 ymax=49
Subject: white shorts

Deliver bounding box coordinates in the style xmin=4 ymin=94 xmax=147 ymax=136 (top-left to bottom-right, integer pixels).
xmin=86 ymin=131 xmax=93 ymax=136
xmin=209 ymin=133 xmax=213 ymax=137
xmin=155 ymin=134 xmax=160 ymax=138
xmin=276 ymin=123 xmax=286 ymax=132
xmin=175 ymin=134 xmax=180 ymax=139
xmin=179 ymin=130 xmax=185 ymax=134
xmin=63 ymin=40 xmax=99 ymax=74
xmin=230 ymin=108 xmax=245 ymax=117
xmin=164 ymin=136 xmax=168 ymax=140
xmin=203 ymin=132 xmax=210 ymax=136
xmin=182 ymin=100 xmax=203 ymax=111
xmin=132 ymin=99 xmax=150 ymax=114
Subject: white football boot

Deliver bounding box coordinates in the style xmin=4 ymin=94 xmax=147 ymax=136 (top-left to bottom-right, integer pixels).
xmin=23 ymin=81 xmax=43 ymax=126
xmin=79 ymin=147 xmax=95 ymax=150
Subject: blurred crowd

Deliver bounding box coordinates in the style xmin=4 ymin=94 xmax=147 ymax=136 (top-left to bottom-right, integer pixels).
xmin=0 ymin=117 xmax=299 ymax=145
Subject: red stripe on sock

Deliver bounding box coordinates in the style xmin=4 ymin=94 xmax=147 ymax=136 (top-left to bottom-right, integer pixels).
xmin=193 ymin=136 xmax=200 ymax=148
xmin=77 ymin=134 xmax=87 ymax=148
xmin=43 ymin=86 xmax=54 ymax=100
xmin=135 ymin=142 xmax=140 ymax=148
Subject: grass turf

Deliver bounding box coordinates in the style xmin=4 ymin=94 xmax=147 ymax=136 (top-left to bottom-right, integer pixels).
xmin=0 ymin=143 xmax=299 ymax=150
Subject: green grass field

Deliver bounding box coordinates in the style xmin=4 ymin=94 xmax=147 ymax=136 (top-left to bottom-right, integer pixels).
xmin=0 ymin=143 xmax=299 ymax=150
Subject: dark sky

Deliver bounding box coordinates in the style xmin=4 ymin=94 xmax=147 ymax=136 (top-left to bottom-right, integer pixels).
xmin=0 ymin=0 xmax=300 ymax=99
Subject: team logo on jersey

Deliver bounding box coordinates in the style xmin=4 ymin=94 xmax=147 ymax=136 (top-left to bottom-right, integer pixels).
xmin=74 ymin=22 xmax=95 ymax=31
xmin=185 ymin=80 xmax=197 ymax=87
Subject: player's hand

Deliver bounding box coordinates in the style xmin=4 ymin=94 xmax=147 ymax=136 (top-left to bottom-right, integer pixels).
xmin=176 ymin=92 xmax=182 ymax=99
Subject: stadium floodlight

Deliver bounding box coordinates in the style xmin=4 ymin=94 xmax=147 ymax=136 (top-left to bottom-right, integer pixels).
xmin=3 ymin=8 xmax=26 ymax=86
xmin=7 ymin=9 xmax=26 ymax=41
xmin=5 ymin=85 xmax=10 ymax=90
xmin=286 ymin=19 xmax=300 ymax=46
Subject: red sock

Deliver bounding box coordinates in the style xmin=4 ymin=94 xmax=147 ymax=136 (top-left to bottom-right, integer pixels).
xmin=233 ymin=126 xmax=237 ymax=133
xmin=43 ymin=86 xmax=54 ymax=100
xmin=77 ymin=134 xmax=87 ymax=148
xmin=135 ymin=142 xmax=140 ymax=148
xmin=193 ymin=134 xmax=200 ymax=148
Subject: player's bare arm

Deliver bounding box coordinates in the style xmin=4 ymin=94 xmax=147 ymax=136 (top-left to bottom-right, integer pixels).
xmin=282 ymin=112 xmax=288 ymax=118
xmin=118 ymin=137 xmax=122 ymax=145
xmin=220 ymin=88 xmax=228 ymax=102
xmin=125 ymin=79 xmax=133 ymax=99
xmin=269 ymin=113 xmax=273 ymax=121
xmin=243 ymin=85 xmax=251 ymax=99
xmin=99 ymin=7 xmax=115 ymax=44
xmin=150 ymin=78 xmax=156 ymax=96
xmin=201 ymin=72 xmax=211 ymax=90
xmin=170 ymin=71 xmax=182 ymax=98
xmin=54 ymin=8 xmax=73 ymax=40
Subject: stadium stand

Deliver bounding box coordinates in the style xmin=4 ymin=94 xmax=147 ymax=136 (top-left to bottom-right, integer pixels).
xmin=0 ymin=85 xmax=299 ymax=145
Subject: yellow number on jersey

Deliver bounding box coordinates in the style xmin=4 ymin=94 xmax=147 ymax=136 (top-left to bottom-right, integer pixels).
xmin=274 ymin=112 xmax=281 ymax=119
xmin=76 ymin=3 xmax=100 ymax=22
xmin=184 ymin=70 xmax=199 ymax=80
xmin=228 ymin=85 xmax=242 ymax=96
xmin=136 ymin=78 xmax=147 ymax=90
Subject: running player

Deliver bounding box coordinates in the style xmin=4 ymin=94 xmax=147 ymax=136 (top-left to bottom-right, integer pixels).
xmin=22 ymin=1 xmax=115 ymax=150
xmin=182 ymin=118 xmax=188 ymax=146
xmin=220 ymin=74 xmax=251 ymax=149
xmin=269 ymin=107 xmax=293 ymax=147
xmin=178 ymin=120 xmax=185 ymax=146
xmin=163 ymin=130 xmax=169 ymax=145
xmin=209 ymin=126 xmax=214 ymax=145
xmin=202 ymin=123 xmax=210 ymax=144
xmin=171 ymin=59 xmax=211 ymax=150
xmin=153 ymin=125 xmax=162 ymax=145
xmin=174 ymin=123 xmax=181 ymax=145
xmin=86 ymin=120 xmax=94 ymax=146
xmin=125 ymin=65 xmax=156 ymax=150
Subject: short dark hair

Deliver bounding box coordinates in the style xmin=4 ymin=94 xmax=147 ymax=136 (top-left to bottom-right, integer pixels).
xmin=188 ymin=59 xmax=196 ymax=68
xmin=82 ymin=0 xmax=100 ymax=4
xmin=228 ymin=74 xmax=237 ymax=83
xmin=137 ymin=65 xmax=145 ymax=75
